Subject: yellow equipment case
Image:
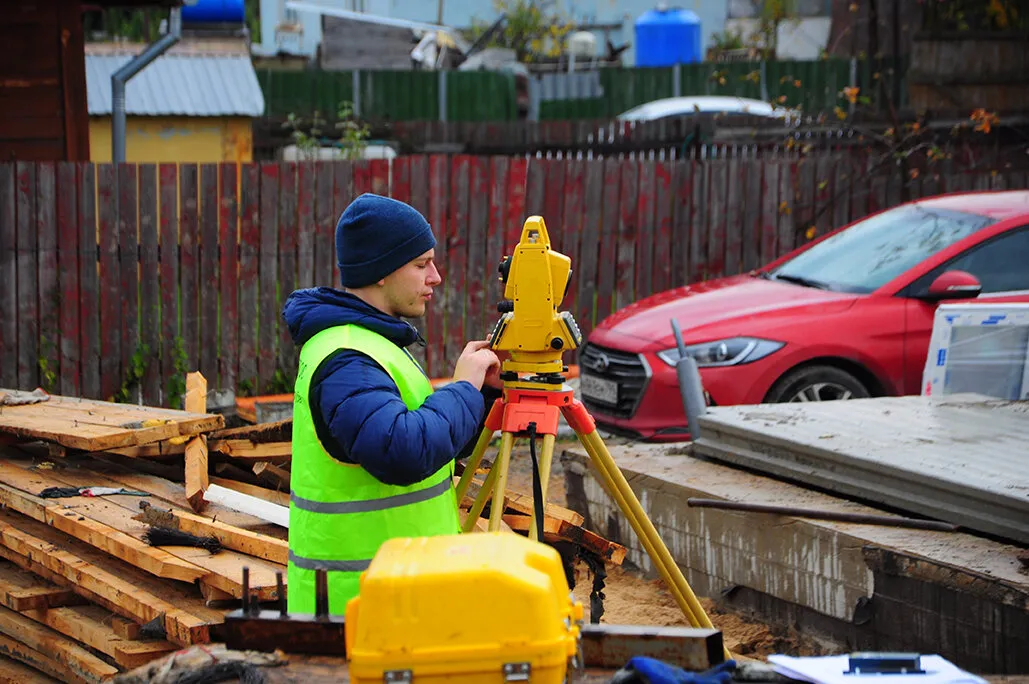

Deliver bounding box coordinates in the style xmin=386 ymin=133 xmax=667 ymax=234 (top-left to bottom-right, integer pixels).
xmin=345 ymin=532 xmax=584 ymax=683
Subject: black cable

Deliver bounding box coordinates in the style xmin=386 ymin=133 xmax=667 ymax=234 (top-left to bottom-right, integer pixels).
xmin=527 ymin=422 xmax=545 ymax=543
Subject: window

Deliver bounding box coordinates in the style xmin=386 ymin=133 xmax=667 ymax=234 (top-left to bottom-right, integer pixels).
xmin=915 ymin=227 xmax=1029 ymax=295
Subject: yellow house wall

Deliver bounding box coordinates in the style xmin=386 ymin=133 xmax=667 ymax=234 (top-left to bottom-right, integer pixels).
xmin=89 ymin=116 xmax=253 ymax=163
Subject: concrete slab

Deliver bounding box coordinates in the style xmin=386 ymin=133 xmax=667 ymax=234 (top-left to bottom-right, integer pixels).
xmin=560 ymin=442 xmax=1029 ymax=673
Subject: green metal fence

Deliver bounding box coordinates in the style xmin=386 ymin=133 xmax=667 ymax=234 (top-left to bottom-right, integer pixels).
xmin=258 ymin=58 xmax=907 ymax=123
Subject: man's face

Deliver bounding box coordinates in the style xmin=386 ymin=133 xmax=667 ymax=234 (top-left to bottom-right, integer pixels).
xmin=382 ymin=248 xmax=441 ymax=318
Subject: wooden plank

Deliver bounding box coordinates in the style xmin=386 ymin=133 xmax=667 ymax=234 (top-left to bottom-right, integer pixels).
xmin=0 ymin=165 xmax=16 ymax=390
xmin=76 ymin=164 xmax=99 ymax=399
xmin=426 ymin=155 xmax=449 ymax=376
xmin=296 ymin=162 xmax=316 ymax=291
xmin=446 ymin=155 xmax=470 ymax=365
xmin=313 ymin=160 xmax=335 ymax=289
xmin=688 ymin=160 xmax=708 ymax=284
xmin=615 ymin=158 xmax=638 ymax=312
xmin=210 ymin=439 xmax=291 ymax=462
xmin=330 ymin=161 xmax=354 ymax=291
xmin=505 ymin=158 xmax=527 ymax=250
xmin=16 ymin=162 xmax=39 ymax=390
xmin=0 ymin=510 xmax=218 ymax=646
xmin=797 ymin=157 xmax=817 ymax=246
xmin=0 ymin=394 xmax=223 ymax=452
xmin=198 ymin=164 xmax=220 ymax=387
xmin=466 ymin=156 xmax=488 ymax=341
xmin=54 ymin=164 xmax=79 ymax=397
xmin=502 ymin=515 xmax=626 ymax=565
xmin=369 ymin=159 xmax=389 ymax=197
xmin=543 ymin=158 xmax=566 ymax=257
xmin=596 ymin=158 xmax=620 ymax=323
xmin=760 ymin=162 xmax=780 ymax=266
xmin=352 ymin=160 xmax=371 ymax=198
xmin=524 ymin=157 xmax=546 ymax=215
xmin=184 ymin=371 xmax=209 ymax=512
xmin=209 ymin=477 xmax=290 ymax=508
xmin=485 ymin=156 xmax=509 ymax=358
xmin=117 ymin=163 xmax=140 ymax=405
xmin=237 ymin=163 xmax=259 ymax=396
xmin=725 ymin=156 xmax=746 ymax=276
xmin=813 ymin=154 xmax=834 ymax=238
xmin=408 ymin=156 xmax=433 ymax=374
xmin=832 ymin=154 xmax=852 ymax=232
xmin=253 ymin=461 xmax=291 ymax=490
xmin=219 ymin=162 xmax=239 ymax=397
xmin=559 ymin=159 xmax=583 ymax=330
xmin=740 ymin=159 xmax=762 ymax=273
xmin=133 ymin=502 xmax=288 ymax=565
xmin=0 ymin=651 xmax=60 ymax=683
xmin=778 ymin=160 xmax=798 ymax=256
xmin=178 ymin=164 xmax=200 ymax=381
xmin=579 ymin=160 xmax=603 ymax=331
xmin=19 ymin=604 xmax=177 ymax=671
xmin=278 ymin=162 xmax=299 ymax=384
xmin=157 ymin=163 xmax=179 ymax=407
xmin=706 ymin=160 xmax=728 ymax=280
xmin=0 ymin=563 xmax=81 ymax=612
xmin=35 ymin=163 xmax=57 ymax=394
xmin=651 ymin=161 xmax=673 ymax=295
xmin=0 ymin=632 xmax=92 ymax=684
xmin=137 ymin=164 xmax=160 ymax=406
xmin=258 ymin=162 xmax=280 ymax=392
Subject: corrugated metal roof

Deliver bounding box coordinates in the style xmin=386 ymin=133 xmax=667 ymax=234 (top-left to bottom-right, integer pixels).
xmin=86 ymin=53 xmax=265 ymax=117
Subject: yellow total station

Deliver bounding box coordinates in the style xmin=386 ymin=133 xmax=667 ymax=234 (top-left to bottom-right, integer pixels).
xmin=487 ymin=216 xmax=583 ymax=384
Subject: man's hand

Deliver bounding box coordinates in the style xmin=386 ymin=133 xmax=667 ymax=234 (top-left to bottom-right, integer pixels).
xmin=483 ymin=348 xmax=510 ymax=390
xmin=453 ymin=340 xmax=501 ymax=390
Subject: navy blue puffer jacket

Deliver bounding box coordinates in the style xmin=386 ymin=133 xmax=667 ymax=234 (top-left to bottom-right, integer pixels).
xmin=282 ymin=287 xmax=492 ymax=487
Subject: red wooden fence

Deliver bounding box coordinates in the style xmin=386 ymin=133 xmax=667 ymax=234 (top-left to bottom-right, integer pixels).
xmin=1 ymin=155 xmax=1024 ymax=407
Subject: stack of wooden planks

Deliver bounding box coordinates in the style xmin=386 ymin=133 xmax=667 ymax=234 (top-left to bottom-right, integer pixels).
xmin=0 ymin=380 xmax=625 ymax=682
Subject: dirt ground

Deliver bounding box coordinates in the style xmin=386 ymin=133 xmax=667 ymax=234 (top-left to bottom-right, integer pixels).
xmin=492 ymin=439 xmax=829 ymax=659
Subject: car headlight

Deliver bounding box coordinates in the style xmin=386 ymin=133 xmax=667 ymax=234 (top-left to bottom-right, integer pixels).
xmin=655 ymin=337 xmax=784 ymax=368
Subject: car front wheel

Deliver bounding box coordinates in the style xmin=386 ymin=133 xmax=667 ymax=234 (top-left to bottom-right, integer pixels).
xmin=764 ymin=365 xmax=871 ymax=403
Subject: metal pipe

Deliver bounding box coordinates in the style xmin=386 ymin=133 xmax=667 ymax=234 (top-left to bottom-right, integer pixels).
xmin=685 ymin=498 xmax=960 ymax=532
xmin=111 ymin=8 xmax=182 ymax=163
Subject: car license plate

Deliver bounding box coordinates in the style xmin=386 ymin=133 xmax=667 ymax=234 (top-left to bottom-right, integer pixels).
xmin=580 ymin=373 xmax=618 ymax=405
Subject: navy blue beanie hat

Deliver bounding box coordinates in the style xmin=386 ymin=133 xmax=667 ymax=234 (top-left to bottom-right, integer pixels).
xmin=335 ymin=193 xmax=437 ymax=288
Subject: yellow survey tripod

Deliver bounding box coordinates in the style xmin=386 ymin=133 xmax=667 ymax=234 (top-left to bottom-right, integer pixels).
xmin=454 ymin=216 xmax=729 ymax=660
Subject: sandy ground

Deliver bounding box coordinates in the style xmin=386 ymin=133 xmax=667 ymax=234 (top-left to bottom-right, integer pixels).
xmin=487 ymin=438 xmax=828 ymax=659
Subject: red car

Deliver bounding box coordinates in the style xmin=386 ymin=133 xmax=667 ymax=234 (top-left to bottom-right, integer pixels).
xmin=579 ymin=190 xmax=1029 ymax=441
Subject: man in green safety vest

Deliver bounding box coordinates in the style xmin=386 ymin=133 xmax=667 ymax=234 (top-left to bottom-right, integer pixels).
xmin=281 ymin=193 xmax=501 ymax=614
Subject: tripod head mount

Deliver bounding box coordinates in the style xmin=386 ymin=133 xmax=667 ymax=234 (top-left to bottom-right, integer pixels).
xmin=487 ymin=216 xmax=583 ymax=388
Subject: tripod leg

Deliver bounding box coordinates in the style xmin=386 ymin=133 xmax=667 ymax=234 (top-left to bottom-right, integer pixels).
xmin=488 ymin=432 xmax=515 ymax=532
xmin=455 ymin=426 xmax=495 ymax=505
xmin=462 ymin=454 xmax=502 ymax=533
xmin=530 ymin=434 xmax=555 ymax=543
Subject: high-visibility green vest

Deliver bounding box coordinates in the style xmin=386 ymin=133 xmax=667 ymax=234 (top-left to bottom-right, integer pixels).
xmin=287 ymin=324 xmax=460 ymax=615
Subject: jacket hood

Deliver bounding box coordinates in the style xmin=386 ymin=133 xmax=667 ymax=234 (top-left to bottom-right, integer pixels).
xmin=282 ymin=287 xmax=421 ymax=348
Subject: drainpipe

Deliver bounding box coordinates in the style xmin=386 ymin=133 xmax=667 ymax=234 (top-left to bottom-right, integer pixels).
xmin=112 ymin=8 xmax=182 ymax=163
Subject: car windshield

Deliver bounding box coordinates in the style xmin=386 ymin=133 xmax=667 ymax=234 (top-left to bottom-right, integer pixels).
xmin=769 ymin=203 xmax=997 ymax=294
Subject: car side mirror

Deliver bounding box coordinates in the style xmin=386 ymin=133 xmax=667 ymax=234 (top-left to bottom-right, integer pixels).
xmin=922 ymin=270 xmax=982 ymax=301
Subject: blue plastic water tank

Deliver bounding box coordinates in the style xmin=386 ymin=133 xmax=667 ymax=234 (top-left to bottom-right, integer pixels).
xmin=634 ymin=6 xmax=702 ymax=67
xmin=181 ymin=0 xmax=246 ymax=24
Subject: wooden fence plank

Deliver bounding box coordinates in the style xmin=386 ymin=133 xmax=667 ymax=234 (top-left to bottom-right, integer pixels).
xmin=0 ymin=165 xmax=16 ymax=389
xmin=331 ymin=161 xmax=353 ymax=290
xmin=559 ymin=159 xmax=583 ymax=334
xmin=178 ymin=164 xmax=200 ymax=384
xmin=832 ymin=154 xmax=852 ymax=231
xmin=688 ymin=161 xmax=709 ymax=283
xmin=615 ymin=158 xmax=638 ymax=312
xmin=370 ymin=159 xmax=389 ymax=197
xmin=505 ymin=158 xmax=527 ymax=250
xmin=578 ymin=159 xmax=603 ymax=333
xmin=485 ymin=156 xmax=509 ymax=363
xmin=138 ymin=164 xmax=160 ymax=405
xmin=723 ymin=156 xmax=743 ymax=277
xmin=741 ymin=159 xmax=762 ymax=273
xmin=277 ymin=162 xmax=298 ymax=386
xmin=813 ymin=154 xmax=835 ymax=238
xmin=778 ymin=160 xmax=796 ymax=257
xmin=543 ymin=158 xmax=565 ymax=256
xmin=258 ymin=163 xmax=280 ymax=392
xmin=634 ymin=160 xmax=655 ymax=302
xmin=596 ymin=158 xmax=621 ymax=324
xmin=446 ymin=156 xmax=470 ymax=364
xmin=237 ymin=164 xmax=260 ymax=396
xmin=158 ymin=164 xmax=179 ymax=406
xmin=199 ymin=164 xmax=219 ymax=389
xmin=651 ymin=161 xmax=672 ymax=294
xmin=759 ymin=162 xmax=780 ymax=267
xmin=36 ymin=163 xmax=58 ymax=394
xmin=353 ymin=160 xmax=372 ymax=197
xmin=295 ymin=162 xmax=315 ymax=291
xmin=796 ymin=157 xmax=816 ymax=248
xmin=426 ymin=155 xmax=448 ymax=378
xmin=671 ymin=161 xmax=692 ymax=286
xmin=524 ymin=158 xmax=546 ymax=216
xmin=16 ymin=162 xmax=39 ymax=390
xmin=707 ymin=160 xmax=728 ymax=280
xmin=466 ymin=156 xmax=488 ymax=342
xmin=78 ymin=163 xmax=100 ymax=399
xmin=117 ymin=164 xmax=139 ymax=402
xmin=96 ymin=163 xmax=118 ymax=400
xmin=313 ymin=162 xmax=334 ymax=289
xmin=219 ymin=162 xmax=239 ymax=395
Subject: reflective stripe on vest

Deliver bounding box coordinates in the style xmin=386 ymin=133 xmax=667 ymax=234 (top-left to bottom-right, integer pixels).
xmin=287 ymin=323 xmax=460 ymax=616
